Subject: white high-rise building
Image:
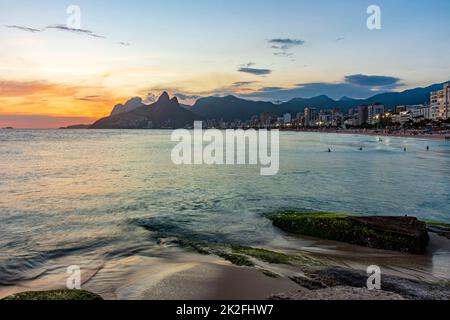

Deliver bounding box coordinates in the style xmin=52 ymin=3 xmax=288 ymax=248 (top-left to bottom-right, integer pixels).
xmin=430 ymin=83 xmax=450 ymax=120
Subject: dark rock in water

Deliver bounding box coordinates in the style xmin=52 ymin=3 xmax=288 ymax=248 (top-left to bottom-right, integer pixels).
xmin=427 ymin=223 xmax=450 ymax=240
xmin=91 ymin=92 xmax=202 ymax=129
xmin=2 ymin=289 xmax=103 ymax=300
xmin=285 ymin=267 xmax=450 ymax=300
xmin=270 ymin=286 xmax=405 ymax=300
xmin=269 ymin=212 xmax=430 ymax=254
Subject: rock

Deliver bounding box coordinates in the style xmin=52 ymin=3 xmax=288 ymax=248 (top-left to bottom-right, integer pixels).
xmin=91 ymin=92 xmax=202 ymax=129
xmin=270 ymin=286 xmax=405 ymax=300
xmin=426 ymin=223 xmax=450 ymax=240
xmin=2 ymin=289 xmax=103 ymax=300
xmin=270 ymin=212 xmax=430 ymax=254
xmin=291 ymin=266 xmax=450 ymax=300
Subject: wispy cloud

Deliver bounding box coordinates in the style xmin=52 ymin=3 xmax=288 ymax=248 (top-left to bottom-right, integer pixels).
xmin=232 ymin=81 xmax=257 ymax=87
xmin=267 ymin=38 xmax=305 ymax=59
xmin=174 ymin=93 xmax=202 ymax=101
xmin=3 ymin=23 xmax=132 ymax=44
xmin=4 ymin=25 xmax=42 ymax=33
xmin=45 ymin=24 xmax=106 ymax=38
xmin=75 ymin=95 xmax=103 ymax=101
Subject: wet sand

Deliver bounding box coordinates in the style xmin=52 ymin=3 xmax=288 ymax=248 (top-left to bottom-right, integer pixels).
xmin=2 ymin=231 xmax=449 ymax=300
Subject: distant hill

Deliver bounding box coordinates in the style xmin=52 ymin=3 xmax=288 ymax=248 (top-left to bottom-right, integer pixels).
xmin=110 ymin=97 xmax=144 ymax=116
xmin=191 ymin=95 xmax=277 ymax=121
xmin=186 ymin=81 xmax=448 ymax=120
xmin=91 ymin=92 xmax=202 ymax=129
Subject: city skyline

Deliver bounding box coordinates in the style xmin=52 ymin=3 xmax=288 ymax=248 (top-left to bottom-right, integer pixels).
xmin=1 ymin=0 xmax=450 ymax=127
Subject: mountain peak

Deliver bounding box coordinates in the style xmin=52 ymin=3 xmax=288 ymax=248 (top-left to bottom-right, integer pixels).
xmin=158 ymin=91 xmax=170 ymax=103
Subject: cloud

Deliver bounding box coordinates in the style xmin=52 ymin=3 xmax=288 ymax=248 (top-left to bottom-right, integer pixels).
xmin=119 ymin=42 xmax=131 ymax=46
xmin=238 ymin=67 xmax=272 ymax=76
xmin=0 ymin=80 xmax=54 ymax=97
xmin=268 ymin=38 xmax=305 ymax=49
xmin=232 ymin=81 xmax=257 ymax=87
xmin=75 ymin=95 xmax=103 ymax=101
xmin=240 ymin=74 xmax=405 ymax=101
xmin=174 ymin=93 xmax=202 ymax=101
xmin=267 ymin=38 xmax=305 ymax=58
xmin=336 ymin=37 xmax=345 ymax=41
xmin=4 ymin=25 xmax=42 ymax=33
xmin=45 ymin=25 xmax=106 ymax=38
xmin=344 ymin=74 xmax=402 ymax=87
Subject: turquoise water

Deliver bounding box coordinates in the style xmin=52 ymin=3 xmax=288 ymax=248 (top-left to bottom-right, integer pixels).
xmin=0 ymin=130 xmax=449 ymax=285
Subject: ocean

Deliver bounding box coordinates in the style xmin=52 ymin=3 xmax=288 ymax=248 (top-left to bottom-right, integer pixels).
xmin=1 ymin=129 xmax=449 ymax=297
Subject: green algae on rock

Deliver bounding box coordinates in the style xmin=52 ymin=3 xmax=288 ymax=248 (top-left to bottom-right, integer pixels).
xmin=269 ymin=211 xmax=430 ymax=254
xmin=2 ymin=289 xmax=103 ymax=300
xmin=176 ymin=238 xmax=319 ymax=268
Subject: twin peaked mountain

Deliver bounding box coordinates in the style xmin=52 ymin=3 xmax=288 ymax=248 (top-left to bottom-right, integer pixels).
xmin=91 ymin=80 xmax=448 ymax=129
xmin=91 ymin=92 xmax=201 ymax=129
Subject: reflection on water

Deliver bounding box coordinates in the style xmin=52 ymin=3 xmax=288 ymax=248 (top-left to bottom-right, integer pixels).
xmin=0 ymin=130 xmax=449 ymax=296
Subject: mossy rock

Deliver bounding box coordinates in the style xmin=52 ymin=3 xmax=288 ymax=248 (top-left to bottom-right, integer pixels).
xmin=269 ymin=212 xmax=430 ymax=254
xmin=176 ymin=238 xmax=319 ymax=267
xmin=2 ymin=289 xmax=103 ymax=300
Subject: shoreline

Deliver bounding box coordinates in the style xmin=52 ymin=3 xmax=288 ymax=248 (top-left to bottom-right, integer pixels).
xmin=280 ymin=128 xmax=450 ymax=140
xmin=2 ymin=225 xmax=449 ymax=300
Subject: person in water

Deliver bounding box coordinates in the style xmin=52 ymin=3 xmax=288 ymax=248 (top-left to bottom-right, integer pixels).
xmin=427 ymin=146 xmax=430 ymax=151
xmin=328 ymin=148 xmax=331 ymax=152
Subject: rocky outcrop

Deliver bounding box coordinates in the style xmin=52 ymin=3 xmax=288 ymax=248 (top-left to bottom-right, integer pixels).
xmin=269 ymin=212 xmax=430 ymax=254
xmin=110 ymin=97 xmax=144 ymax=116
xmin=91 ymin=92 xmax=202 ymax=129
xmin=2 ymin=289 xmax=103 ymax=300
xmin=270 ymin=286 xmax=405 ymax=300
xmin=270 ymin=266 xmax=450 ymax=300
xmin=427 ymin=223 xmax=450 ymax=239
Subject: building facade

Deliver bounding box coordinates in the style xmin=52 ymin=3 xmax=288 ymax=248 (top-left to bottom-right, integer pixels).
xmin=430 ymin=83 xmax=450 ymax=120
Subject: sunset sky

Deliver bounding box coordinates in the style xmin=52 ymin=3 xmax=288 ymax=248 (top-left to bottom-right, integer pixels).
xmin=1 ymin=0 xmax=450 ymax=128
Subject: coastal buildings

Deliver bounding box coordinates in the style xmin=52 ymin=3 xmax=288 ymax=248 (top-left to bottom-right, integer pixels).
xmin=368 ymin=104 xmax=385 ymax=125
xmin=304 ymin=107 xmax=318 ymax=127
xmin=356 ymin=105 xmax=369 ymax=126
xmin=283 ymin=113 xmax=292 ymax=124
xmin=430 ymin=83 xmax=450 ymax=120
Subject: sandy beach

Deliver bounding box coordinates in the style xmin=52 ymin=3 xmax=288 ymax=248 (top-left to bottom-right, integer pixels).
xmin=2 ymin=229 xmax=449 ymax=300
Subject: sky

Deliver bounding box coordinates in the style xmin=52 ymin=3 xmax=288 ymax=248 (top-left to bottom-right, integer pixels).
xmin=1 ymin=0 xmax=450 ymax=128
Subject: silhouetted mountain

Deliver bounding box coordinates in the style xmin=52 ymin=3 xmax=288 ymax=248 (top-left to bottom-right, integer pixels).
xmin=188 ymin=81 xmax=448 ymax=120
xmin=110 ymin=97 xmax=143 ymax=116
xmin=91 ymin=92 xmax=201 ymax=129
xmin=191 ymin=95 xmax=277 ymax=121
xmin=279 ymin=95 xmax=337 ymax=114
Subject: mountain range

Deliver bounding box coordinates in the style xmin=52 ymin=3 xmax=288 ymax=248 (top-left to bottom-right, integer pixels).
xmin=190 ymin=81 xmax=447 ymax=121
xmin=86 ymin=80 xmax=448 ymax=129
xmin=91 ymin=92 xmax=201 ymax=129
